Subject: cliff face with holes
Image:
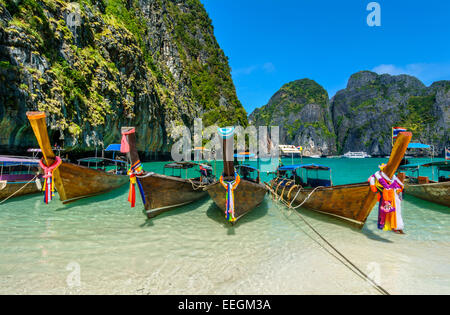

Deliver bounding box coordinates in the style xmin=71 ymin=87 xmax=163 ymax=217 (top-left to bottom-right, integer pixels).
xmin=0 ymin=0 xmax=247 ymax=156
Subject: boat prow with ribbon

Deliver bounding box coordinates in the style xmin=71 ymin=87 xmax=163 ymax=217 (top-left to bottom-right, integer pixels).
xmin=266 ymin=132 xmax=412 ymax=228
xmin=26 ymin=112 xmax=128 ymax=204
xmin=205 ymin=127 xmax=268 ymax=224
xmin=121 ymin=127 xmax=214 ymax=218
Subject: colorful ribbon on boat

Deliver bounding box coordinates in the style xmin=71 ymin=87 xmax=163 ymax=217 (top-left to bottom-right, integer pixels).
xmin=127 ymin=160 xmax=146 ymax=208
xmin=121 ymin=128 xmax=135 ymax=153
xmin=219 ymin=172 xmax=241 ymax=222
xmin=38 ymin=156 xmax=62 ymax=204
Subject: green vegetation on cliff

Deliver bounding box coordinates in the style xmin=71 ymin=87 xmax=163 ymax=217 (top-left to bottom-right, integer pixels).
xmin=0 ymin=0 xmax=247 ymax=152
xmin=251 ymin=79 xmax=329 ymax=126
xmin=165 ymin=0 xmax=247 ymax=127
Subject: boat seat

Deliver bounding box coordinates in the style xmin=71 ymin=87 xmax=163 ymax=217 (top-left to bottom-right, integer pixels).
xmin=307 ymin=178 xmax=331 ymax=187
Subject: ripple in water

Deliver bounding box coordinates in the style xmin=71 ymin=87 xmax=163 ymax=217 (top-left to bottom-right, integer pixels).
xmin=0 ymin=158 xmax=448 ymax=294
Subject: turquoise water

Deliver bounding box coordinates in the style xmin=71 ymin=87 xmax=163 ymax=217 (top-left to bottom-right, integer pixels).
xmin=0 ymin=158 xmax=448 ymax=294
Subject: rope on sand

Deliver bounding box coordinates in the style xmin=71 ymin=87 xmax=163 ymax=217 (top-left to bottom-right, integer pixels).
xmin=266 ymin=183 xmax=390 ymax=296
xmin=0 ymin=175 xmax=39 ymax=205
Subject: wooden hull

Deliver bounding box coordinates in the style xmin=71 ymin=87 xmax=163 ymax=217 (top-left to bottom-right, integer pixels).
xmin=206 ymin=180 xmax=268 ymax=222
xmin=404 ymin=181 xmax=450 ymax=207
xmin=27 ymin=111 xmax=128 ymax=204
xmin=139 ymin=173 xmax=208 ymax=218
xmin=267 ymin=181 xmax=376 ymax=226
xmin=0 ymin=180 xmax=42 ymax=200
xmin=56 ymin=162 xmax=128 ymax=203
xmin=267 ymin=132 xmax=412 ymax=228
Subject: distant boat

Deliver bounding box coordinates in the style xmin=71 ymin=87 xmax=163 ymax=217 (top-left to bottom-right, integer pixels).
xmin=309 ymin=155 xmax=321 ymax=159
xmin=0 ymin=155 xmax=43 ymax=200
xmin=343 ymin=151 xmax=371 ymax=158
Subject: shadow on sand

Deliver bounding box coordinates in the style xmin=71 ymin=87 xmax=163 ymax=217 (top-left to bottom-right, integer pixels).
xmin=140 ymin=197 xmax=211 ymax=228
xmin=269 ymin=198 xmax=393 ymax=243
xmin=205 ymin=199 xmax=269 ymax=234
xmin=53 ymin=184 xmax=129 ymax=211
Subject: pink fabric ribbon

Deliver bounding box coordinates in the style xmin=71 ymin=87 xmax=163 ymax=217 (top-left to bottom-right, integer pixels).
xmin=121 ymin=128 xmax=135 ymax=153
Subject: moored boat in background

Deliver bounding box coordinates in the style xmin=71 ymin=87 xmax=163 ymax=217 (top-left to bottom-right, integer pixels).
xmin=0 ymin=156 xmax=43 ymax=201
xmin=343 ymin=151 xmax=371 ymax=158
xmin=121 ymin=127 xmax=214 ymax=218
xmin=267 ymin=132 xmax=412 ymax=227
xmin=398 ymin=161 xmax=450 ymax=207
xmin=27 ymin=112 xmax=128 ymax=204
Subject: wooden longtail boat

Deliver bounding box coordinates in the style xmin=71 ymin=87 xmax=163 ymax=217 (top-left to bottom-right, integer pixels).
xmin=266 ymin=132 xmax=412 ymax=228
xmin=27 ymin=112 xmax=128 ymax=203
xmin=398 ymin=161 xmax=450 ymax=207
xmin=0 ymin=156 xmax=43 ymax=200
xmin=121 ymin=127 xmax=214 ymax=218
xmin=205 ymin=128 xmax=268 ymax=224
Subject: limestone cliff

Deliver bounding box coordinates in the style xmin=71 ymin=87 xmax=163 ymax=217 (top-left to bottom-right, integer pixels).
xmin=0 ymin=0 xmax=247 ymax=156
xmin=249 ymin=79 xmax=336 ymax=156
xmin=332 ymin=71 xmax=449 ymax=155
xmin=250 ymin=72 xmax=449 ymax=156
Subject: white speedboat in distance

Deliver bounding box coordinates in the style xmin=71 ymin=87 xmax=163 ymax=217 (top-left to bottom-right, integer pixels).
xmin=343 ymin=151 xmax=371 ymax=158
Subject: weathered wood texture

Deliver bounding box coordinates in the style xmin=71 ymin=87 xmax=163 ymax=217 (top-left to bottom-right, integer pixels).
xmin=206 ymin=180 xmax=267 ymax=221
xmin=139 ymin=173 xmax=208 ymax=217
xmin=27 ymin=112 xmax=128 ymax=203
xmin=404 ymin=180 xmax=450 ymax=207
xmin=0 ymin=180 xmax=42 ymax=200
xmin=206 ymin=133 xmax=268 ymax=222
xmin=122 ymin=126 xmax=208 ymax=218
xmin=268 ymin=132 xmax=412 ymax=227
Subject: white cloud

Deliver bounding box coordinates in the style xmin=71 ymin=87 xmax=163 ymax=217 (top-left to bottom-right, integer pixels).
xmin=233 ymin=62 xmax=276 ymax=77
xmin=262 ymin=62 xmax=275 ymax=73
xmin=372 ymin=63 xmax=450 ymax=84
xmin=233 ymin=65 xmax=258 ymax=76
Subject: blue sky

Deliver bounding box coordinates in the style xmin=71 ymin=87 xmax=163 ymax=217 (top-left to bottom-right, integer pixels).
xmin=201 ymin=0 xmax=450 ymax=114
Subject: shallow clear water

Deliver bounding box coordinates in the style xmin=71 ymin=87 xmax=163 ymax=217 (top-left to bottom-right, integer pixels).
xmin=0 ymin=158 xmax=448 ymax=295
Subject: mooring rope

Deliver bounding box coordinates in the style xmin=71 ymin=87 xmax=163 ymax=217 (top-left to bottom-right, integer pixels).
xmin=266 ymin=182 xmax=391 ymax=295
xmin=0 ymin=175 xmax=39 ymax=205
xmin=187 ymin=178 xmax=207 ymax=191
